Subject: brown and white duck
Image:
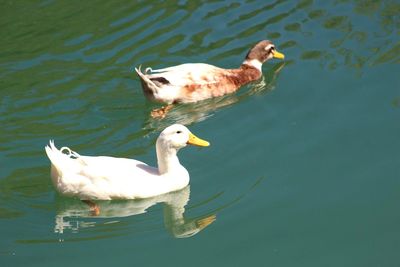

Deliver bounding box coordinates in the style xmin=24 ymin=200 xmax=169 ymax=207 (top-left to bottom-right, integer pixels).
xmin=135 ymin=40 xmax=284 ymax=116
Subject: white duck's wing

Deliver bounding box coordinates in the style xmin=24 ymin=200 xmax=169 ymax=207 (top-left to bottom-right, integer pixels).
xmin=147 ymin=63 xmax=226 ymax=87
xmin=77 ymin=155 xmax=159 ymax=182
xmin=73 ymin=155 xmax=162 ymax=199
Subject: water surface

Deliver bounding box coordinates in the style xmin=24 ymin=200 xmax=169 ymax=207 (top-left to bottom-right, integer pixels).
xmin=1 ymin=1 xmax=399 ymax=266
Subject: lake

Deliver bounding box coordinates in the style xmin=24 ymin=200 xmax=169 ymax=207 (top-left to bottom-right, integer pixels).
xmin=1 ymin=1 xmax=399 ymax=266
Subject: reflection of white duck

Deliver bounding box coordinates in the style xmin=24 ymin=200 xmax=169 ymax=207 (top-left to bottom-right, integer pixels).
xmin=55 ymin=186 xmax=216 ymax=238
xmin=45 ymin=124 xmax=209 ymax=200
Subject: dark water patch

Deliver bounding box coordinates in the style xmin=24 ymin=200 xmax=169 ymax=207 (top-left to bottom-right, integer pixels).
xmin=228 ymin=0 xmax=288 ymax=26
xmin=373 ymin=41 xmax=400 ymax=65
xmin=267 ymin=32 xmax=282 ymax=39
xmin=284 ymin=22 xmax=301 ymax=32
xmin=300 ymin=50 xmax=323 ymax=60
xmin=323 ymin=15 xmax=349 ymax=30
xmin=204 ymin=2 xmax=241 ymax=19
xmin=280 ymin=40 xmax=297 ymax=49
xmin=308 ymin=9 xmax=326 ymax=19
xmin=0 ymin=207 xmax=24 ymax=219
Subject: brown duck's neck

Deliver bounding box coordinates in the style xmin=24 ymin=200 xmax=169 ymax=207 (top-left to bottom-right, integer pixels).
xmin=240 ymin=63 xmax=262 ymax=72
xmin=220 ymin=65 xmax=262 ymax=90
xmin=229 ymin=64 xmax=262 ymax=85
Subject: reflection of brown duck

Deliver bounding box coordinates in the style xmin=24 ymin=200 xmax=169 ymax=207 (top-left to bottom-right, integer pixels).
xmin=54 ymin=186 xmax=216 ymax=238
xmin=135 ymin=40 xmax=284 ymax=117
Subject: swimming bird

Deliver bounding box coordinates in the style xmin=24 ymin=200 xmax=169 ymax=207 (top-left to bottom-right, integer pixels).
xmin=135 ymin=40 xmax=284 ymax=116
xmin=45 ymin=124 xmax=210 ymax=200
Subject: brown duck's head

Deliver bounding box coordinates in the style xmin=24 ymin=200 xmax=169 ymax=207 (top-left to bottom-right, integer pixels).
xmin=244 ymin=40 xmax=285 ymax=67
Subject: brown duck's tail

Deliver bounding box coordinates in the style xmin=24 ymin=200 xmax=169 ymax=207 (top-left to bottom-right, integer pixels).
xmin=134 ymin=66 xmax=161 ymax=99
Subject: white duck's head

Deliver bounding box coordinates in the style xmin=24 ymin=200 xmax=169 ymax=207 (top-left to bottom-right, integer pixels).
xmin=156 ymin=124 xmax=209 ymax=175
xmin=243 ymin=40 xmax=285 ymax=71
xmin=157 ymin=124 xmax=210 ymax=150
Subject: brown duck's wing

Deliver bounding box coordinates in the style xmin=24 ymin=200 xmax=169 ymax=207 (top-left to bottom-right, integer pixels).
xmin=147 ymin=63 xmax=228 ymax=87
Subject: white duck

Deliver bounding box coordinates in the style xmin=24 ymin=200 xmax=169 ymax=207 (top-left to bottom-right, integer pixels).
xmin=45 ymin=124 xmax=209 ymax=200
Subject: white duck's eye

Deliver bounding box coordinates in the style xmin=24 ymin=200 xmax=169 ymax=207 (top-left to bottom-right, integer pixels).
xmin=176 ymin=130 xmax=182 ymax=134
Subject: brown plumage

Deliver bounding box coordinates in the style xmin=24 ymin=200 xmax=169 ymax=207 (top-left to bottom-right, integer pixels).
xmin=135 ymin=40 xmax=285 ymax=106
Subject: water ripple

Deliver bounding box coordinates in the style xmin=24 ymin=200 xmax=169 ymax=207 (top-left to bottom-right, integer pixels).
xmin=0 ymin=0 xmax=399 ymax=243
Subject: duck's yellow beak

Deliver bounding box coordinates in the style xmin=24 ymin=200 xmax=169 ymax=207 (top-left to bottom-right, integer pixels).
xmin=272 ymin=50 xmax=285 ymax=59
xmin=187 ymin=133 xmax=210 ymax=147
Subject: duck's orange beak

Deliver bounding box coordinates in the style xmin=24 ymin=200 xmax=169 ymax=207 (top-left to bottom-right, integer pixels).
xmin=272 ymin=50 xmax=285 ymax=59
xmin=187 ymin=133 xmax=210 ymax=147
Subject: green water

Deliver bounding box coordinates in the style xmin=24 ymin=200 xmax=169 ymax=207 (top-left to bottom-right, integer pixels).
xmin=1 ymin=1 xmax=399 ymax=266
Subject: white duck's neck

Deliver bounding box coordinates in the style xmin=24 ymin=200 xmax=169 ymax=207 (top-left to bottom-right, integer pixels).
xmin=156 ymin=141 xmax=183 ymax=175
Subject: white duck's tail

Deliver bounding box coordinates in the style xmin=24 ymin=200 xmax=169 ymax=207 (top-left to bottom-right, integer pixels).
xmin=45 ymin=140 xmax=81 ymax=183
